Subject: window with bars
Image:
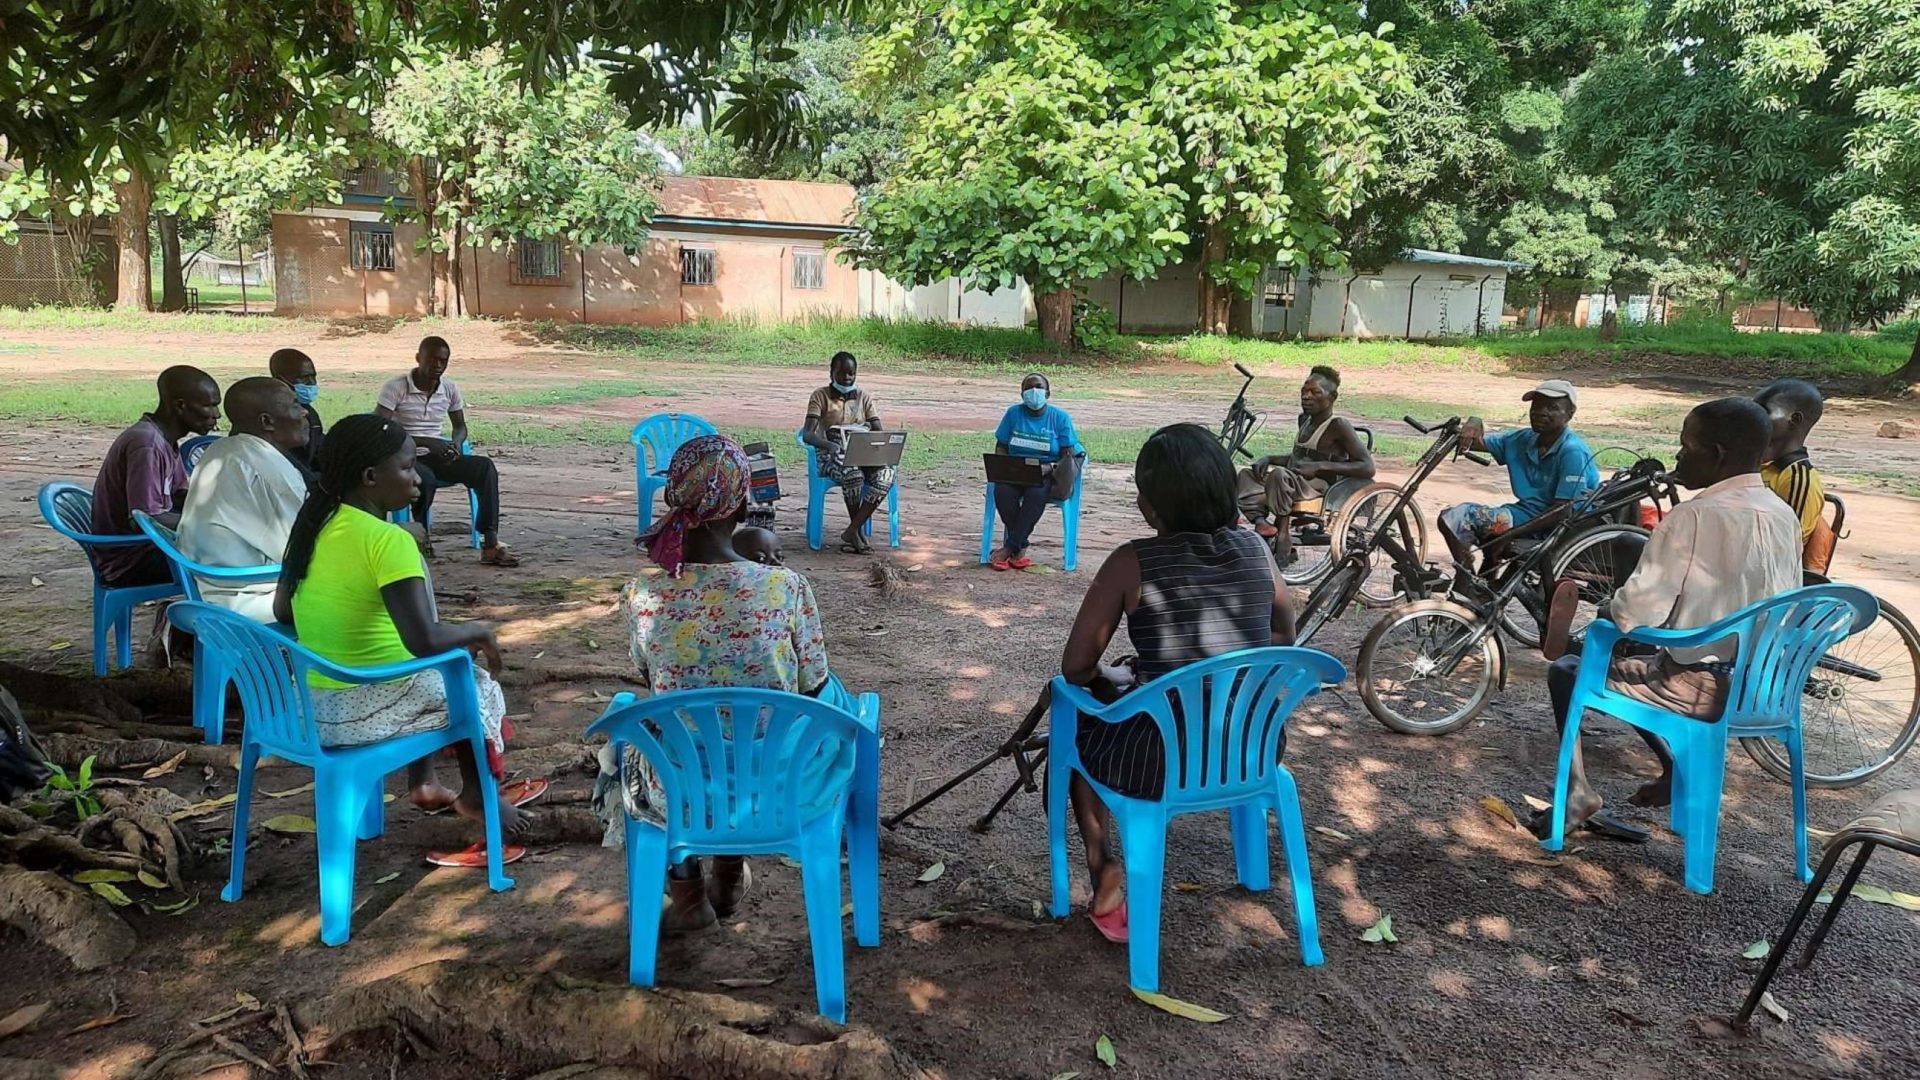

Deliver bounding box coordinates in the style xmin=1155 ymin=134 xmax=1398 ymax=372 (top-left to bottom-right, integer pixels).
xmin=349 ymin=222 xmax=396 ymax=271
xmin=515 ymin=238 xmax=564 ymax=282
xmin=792 ymin=249 xmax=825 ymax=290
xmin=1262 ymin=271 xmax=1296 ymax=307
xmin=681 ymin=246 xmax=717 ymax=286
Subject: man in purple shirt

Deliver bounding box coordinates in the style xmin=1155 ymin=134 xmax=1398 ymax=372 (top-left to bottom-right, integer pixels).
xmin=90 ymin=366 xmax=222 ymax=586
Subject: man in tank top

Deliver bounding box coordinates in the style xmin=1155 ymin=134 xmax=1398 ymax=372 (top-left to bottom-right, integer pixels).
xmin=1234 ymin=365 xmax=1376 ymax=565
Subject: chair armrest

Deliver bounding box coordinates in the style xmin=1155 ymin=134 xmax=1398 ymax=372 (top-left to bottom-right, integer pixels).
xmin=191 ymin=564 xmax=283 ymax=585
xmin=1048 ymin=676 xmax=1113 ymax=722
xmin=260 ymin=621 xmax=476 ymax=687
xmin=1613 ymin=613 xmax=1747 ymax=651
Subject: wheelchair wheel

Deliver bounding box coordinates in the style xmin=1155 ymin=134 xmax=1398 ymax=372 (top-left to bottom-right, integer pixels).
xmin=1279 ymin=519 xmax=1336 ymax=587
xmin=1330 ymin=483 xmax=1429 ymax=609
xmin=1535 ymin=523 xmax=1649 ymax=651
xmin=1296 ymin=560 xmax=1363 ymax=645
xmin=1358 ymin=599 xmax=1501 ymax=735
xmin=1740 ymin=600 xmax=1920 ymax=788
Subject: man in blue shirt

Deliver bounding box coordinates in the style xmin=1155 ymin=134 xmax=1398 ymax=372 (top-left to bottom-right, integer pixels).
xmin=988 ymin=373 xmax=1081 ymax=570
xmin=1438 ymin=379 xmax=1599 ymax=577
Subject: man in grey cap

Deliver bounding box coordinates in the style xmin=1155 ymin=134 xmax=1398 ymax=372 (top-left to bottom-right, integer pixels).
xmin=1438 ymin=378 xmax=1600 ymax=578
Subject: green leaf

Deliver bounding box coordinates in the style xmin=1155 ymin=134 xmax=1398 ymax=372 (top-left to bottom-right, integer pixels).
xmin=72 ymin=869 xmax=137 ymax=884
xmin=1131 ymin=987 xmax=1230 ymax=1022
xmin=916 ymin=861 xmax=946 ymax=883
xmin=1742 ymin=940 xmax=1770 ymax=959
xmin=137 ymin=870 xmax=168 ymax=890
xmin=262 ymin=814 xmax=318 ymax=835
xmin=90 ymin=882 xmax=134 ymax=907
xmin=1360 ymin=914 xmax=1398 ymax=944
xmin=374 ymin=871 xmax=403 ymax=885
xmin=266 ymin=782 xmax=316 ymax=799
xmin=152 ymin=895 xmax=198 ymax=915
xmin=1094 ymin=1034 xmax=1117 ymax=1068
xmin=1818 ymin=884 xmax=1920 ymax=911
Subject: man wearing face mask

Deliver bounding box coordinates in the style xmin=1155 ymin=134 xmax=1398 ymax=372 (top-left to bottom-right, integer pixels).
xmin=1527 ymin=397 xmax=1801 ymax=843
xmin=269 ymin=347 xmax=325 ymax=483
xmin=801 ymin=351 xmax=893 ymax=553
xmin=987 ymin=372 xmax=1082 ymax=571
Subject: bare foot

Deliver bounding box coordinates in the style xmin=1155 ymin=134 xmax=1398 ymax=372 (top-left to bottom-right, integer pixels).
xmin=454 ymin=787 xmax=532 ymax=835
xmin=1528 ymin=788 xmax=1604 ymax=840
xmin=1629 ymin=775 xmax=1672 ymax=808
xmin=410 ymin=782 xmax=459 ymax=813
xmin=1090 ymin=862 xmax=1126 ymax=917
xmin=839 ymin=526 xmax=871 ymax=554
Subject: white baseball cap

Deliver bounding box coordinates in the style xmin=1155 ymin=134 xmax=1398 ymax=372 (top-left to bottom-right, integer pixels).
xmin=1523 ymin=379 xmax=1578 ymax=407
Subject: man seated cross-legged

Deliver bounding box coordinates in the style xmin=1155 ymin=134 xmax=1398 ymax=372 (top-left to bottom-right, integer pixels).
xmin=1530 ymin=398 xmax=1801 ymax=842
xmin=176 ymin=378 xmax=311 ymax=622
xmin=375 ymin=335 xmax=518 ymax=567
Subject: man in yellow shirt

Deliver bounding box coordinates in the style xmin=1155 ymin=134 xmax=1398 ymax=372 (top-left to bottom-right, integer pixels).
xmin=1755 ymin=378 xmax=1828 ymax=568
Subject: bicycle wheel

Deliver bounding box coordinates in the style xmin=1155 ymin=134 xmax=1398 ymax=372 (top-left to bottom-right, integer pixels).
xmin=1330 ymin=482 xmax=1429 ymax=609
xmin=1740 ymin=600 xmax=1920 ymax=788
xmin=1541 ymin=523 xmax=1649 ymax=649
xmin=1279 ymin=522 xmax=1336 ymax=587
xmin=1496 ymin=567 xmax=1545 ymax=649
xmin=1296 ymin=560 xmax=1362 ymax=645
xmin=1358 ymin=599 xmax=1501 ymax=736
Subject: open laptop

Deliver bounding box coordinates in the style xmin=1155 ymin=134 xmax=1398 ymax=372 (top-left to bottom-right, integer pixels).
xmin=983 ymin=453 xmax=1046 ymax=486
xmin=841 ymin=429 xmax=908 ymax=467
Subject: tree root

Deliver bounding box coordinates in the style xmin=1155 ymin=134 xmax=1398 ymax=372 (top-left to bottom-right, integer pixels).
xmin=498 ymin=664 xmax=645 ymax=689
xmin=0 ymin=864 xmax=136 ymax=971
xmin=0 ymin=659 xmax=194 ymax=725
xmin=77 ymin=790 xmax=193 ymax=889
xmin=512 ymin=741 xmax=599 ymax=780
xmin=287 ymin=959 xmax=930 ymax=1080
xmin=0 ymin=804 xmax=154 ymax=877
xmin=41 ymin=732 xmax=234 ymax=772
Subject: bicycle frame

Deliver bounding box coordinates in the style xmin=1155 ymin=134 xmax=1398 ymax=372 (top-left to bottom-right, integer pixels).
xmin=1218 ymin=363 xmax=1263 ymax=460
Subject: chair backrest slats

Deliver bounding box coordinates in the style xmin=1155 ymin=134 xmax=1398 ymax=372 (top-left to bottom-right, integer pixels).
xmin=1720 ymin=585 xmax=1877 ymax=733
xmin=631 ymin=413 xmax=719 ymax=474
xmin=172 ymin=602 xmax=331 ymax=755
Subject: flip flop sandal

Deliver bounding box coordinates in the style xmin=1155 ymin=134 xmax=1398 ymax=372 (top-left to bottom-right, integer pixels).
xmin=1008 ymin=556 xmax=1034 ymax=570
xmin=1528 ymin=807 xmax=1649 ymax=844
xmin=1089 ymin=902 xmax=1129 ymax=944
xmin=420 ymin=776 xmax=551 ymax=815
xmin=990 ymin=557 xmax=1012 ymax=571
xmin=426 ymin=842 xmax=527 ymax=868
xmin=481 ymin=545 xmax=521 ymax=567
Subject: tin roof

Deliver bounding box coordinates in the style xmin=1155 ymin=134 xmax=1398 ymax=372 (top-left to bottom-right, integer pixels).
xmin=1403 ymin=248 xmax=1531 ymax=271
xmin=656 ymin=175 xmax=856 ymax=230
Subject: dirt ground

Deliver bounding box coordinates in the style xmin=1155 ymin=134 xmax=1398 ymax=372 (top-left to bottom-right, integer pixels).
xmin=3 ymin=319 xmax=1920 ymax=1080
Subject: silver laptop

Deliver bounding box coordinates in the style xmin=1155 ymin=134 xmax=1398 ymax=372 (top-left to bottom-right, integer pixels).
xmin=841 ymin=429 xmax=907 ymax=467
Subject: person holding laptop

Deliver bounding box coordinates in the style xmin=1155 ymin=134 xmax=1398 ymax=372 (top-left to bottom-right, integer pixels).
xmin=801 ymin=351 xmax=894 ymax=553
xmin=988 ymin=373 xmax=1081 ymax=571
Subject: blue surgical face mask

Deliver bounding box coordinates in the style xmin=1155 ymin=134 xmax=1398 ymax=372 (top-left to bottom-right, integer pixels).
xmin=1022 ymin=387 xmax=1048 ymax=411
xmin=292 ymin=382 xmax=320 ymax=405
xmin=831 ymin=380 xmax=857 ymax=395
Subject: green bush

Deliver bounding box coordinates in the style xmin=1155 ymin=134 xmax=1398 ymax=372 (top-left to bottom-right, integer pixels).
xmin=1880 ymin=319 xmax=1920 ymax=344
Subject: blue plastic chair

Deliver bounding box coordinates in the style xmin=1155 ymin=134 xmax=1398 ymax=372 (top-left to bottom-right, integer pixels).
xmin=133 ymin=511 xmax=279 ymax=745
xmin=631 ymin=413 xmax=719 ymax=534
xmin=37 ymin=482 xmax=183 ymax=676
xmin=586 ymin=683 xmax=881 ymax=1022
xmin=979 ymin=453 xmax=1085 ymax=572
xmin=168 ymin=601 xmax=516 ymax=946
xmin=1544 ymin=583 xmax=1878 ymax=894
xmin=393 ymin=438 xmax=482 ymax=549
xmin=1048 ymin=646 xmax=1346 ymax=992
xmin=795 ymin=430 xmax=901 ymax=551
xmin=180 ymin=434 xmax=222 ymax=475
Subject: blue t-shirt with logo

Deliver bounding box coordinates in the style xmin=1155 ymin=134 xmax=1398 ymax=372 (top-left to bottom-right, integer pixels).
xmin=995 ymin=403 xmax=1080 ymax=464
xmin=1486 ymin=428 xmax=1600 ymax=522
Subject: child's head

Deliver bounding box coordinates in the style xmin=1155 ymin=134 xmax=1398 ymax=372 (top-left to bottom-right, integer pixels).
xmin=734 ymin=526 xmax=783 ymax=566
xmin=1754 ymin=378 xmax=1824 ymax=456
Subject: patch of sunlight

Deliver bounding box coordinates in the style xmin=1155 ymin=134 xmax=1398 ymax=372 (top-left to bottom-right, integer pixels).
xmin=900 ymin=976 xmax=948 ymax=1014
xmin=1429 ymin=971 xmax=1473 ymax=999
xmin=1217 ymin=898 xmax=1287 ymax=942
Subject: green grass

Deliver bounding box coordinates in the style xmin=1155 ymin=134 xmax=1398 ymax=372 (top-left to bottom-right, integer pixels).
xmin=535 ymin=314 xmax=1068 ymax=371
xmin=1483 ymin=323 xmax=1909 ymax=378
xmin=0 ymin=305 xmax=294 ymax=334
xmin=489 ymin=378 xmax=680 ymax=407
xmin=179 ymin=284 xmax=276 ymax=306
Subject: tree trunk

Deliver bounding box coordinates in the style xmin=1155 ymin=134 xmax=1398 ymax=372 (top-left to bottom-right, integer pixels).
xmin=1036 ymin=288 xmax=1074 ymax=348
xmin=156 ymin=213 xmax=185 ymax=311
xmin=1892 ymin=335 xmax=1920 ymax=386
xmin=112 ymin=165 xmax=153 ymax=311
xmin=1197 ymin=221 xmax=1231 ymax=335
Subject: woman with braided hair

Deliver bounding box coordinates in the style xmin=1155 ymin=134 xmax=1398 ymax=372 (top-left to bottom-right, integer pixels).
xmin=273 ymin=414 xmax=536 ymax=860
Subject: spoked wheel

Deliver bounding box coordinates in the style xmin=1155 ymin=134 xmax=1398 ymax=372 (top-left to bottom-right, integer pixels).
xmin=1358 ymin=599 xmax=1502 ymax=736
xmin=1496 ymin=567 xmax=1546 ymax=650
xmin=1295 ymin=561 xmax=1363 ymax=645
xmin=1277 ymin=521 xmax=1336 ymax=587
xmin=1538 ymin=524 xmax=1650 ymax=652
xmin=1331 ymin=483 xmax=1429 ymax=609
xmin=1740 ymin=601 xmax=1920 ymax=788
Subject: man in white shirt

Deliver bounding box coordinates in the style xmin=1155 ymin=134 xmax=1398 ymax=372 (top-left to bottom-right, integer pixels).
xmin=1532 ymin=397 xmax=1801 ymax=842
xmin=375 ymin=335 xmax=518 ymax=566
xmin=177 ymin=378 xmax=312 ymax=622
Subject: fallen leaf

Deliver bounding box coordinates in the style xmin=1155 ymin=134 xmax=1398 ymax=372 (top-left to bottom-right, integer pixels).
xmin=0 ymin=1003 xmax=49 ymax=1039
xmin=714 ymin=978 xmax=778 ymax=989
xmin=30 ymin=576 xmax=44 ymax=587
xmin=1741 ymin=940 xmax=1770 ymax=960
xmin=265 ymin=782 xmax=315 ymax=799
xmin=587 ymin=638 xmax=601 ymax=650
xmin=841 ymin=902 xmax=854 ymax=917
xmin=1031 ymin=899 xmax=1045 ymax=919
xmin=532 ymin=651 xmax=546 ymax=660
xmin=916 ymin=861 xmax=946 ymax=883
xmin=864 ymin=629 xmax=889 ymax=637
xmin=384 ymin=793 xmax=396 ymax=803
xmin=1095 ymin=1034 xmax=1117 ymax=1069
xmin=142 ymin=750 xmax=188 ymax=778
xmin=1758 ymin=991 xmax=1790 ymax=1023
xmin=1522 ymin=794 xmax=1551 ymax=812
xmin=906 ymin=563 xmax=924 ymax=572
xmin=1360 ymin=914 xmax=1398 ymax=944
xmin=262 ymin=814 xmax=317 ymax=835
xmin=1131 ymin=988 xmax=1230 ymax=1022
xmin=169 ymin=792 xmax=238 ymax=820
xmin=89 ymin=882 xmax=134 ymax=907
xmin=68 ymin=1012 xmax=131 ymax=1034
xmin=1607 ymin=1006 xmax=1652 ymax=1030
xmin=137 ymin=870 xmax=167 ymax=890
xmin=153 ymin=896 xmax=198 ymax=915
xmin=374 ymin=872 xmax=402 ymax=885
xmin=1020 ymin=563 xmax=1057 ymax=575
xmin=1818 ymin=884 xmax=1920 ymax=911
xmin=1478 ymin=795 xmax=1520 ymax=830
xmin=72 ymin=869 xmax=138 ymax=884
xmin=1173 ymin=882 xmax=1206 ymax=893
xmin=777 ymin=855 xmax=802 ymax=869
xmin=1312 ymin=826 xmax=1352 ymax=841
xmin=48 ymin=640 xmax=71 ymax=652
xmin=235 ymin=991 xmax=263 ymax=1011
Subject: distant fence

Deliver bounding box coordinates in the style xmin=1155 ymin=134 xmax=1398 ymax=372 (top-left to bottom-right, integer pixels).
xmin=0 ymin=223 xmax=112 ymax=308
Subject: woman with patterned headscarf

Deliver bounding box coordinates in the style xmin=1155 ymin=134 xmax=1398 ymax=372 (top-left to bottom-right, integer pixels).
xmin=598 ymin=434 xmax=831 ymax=932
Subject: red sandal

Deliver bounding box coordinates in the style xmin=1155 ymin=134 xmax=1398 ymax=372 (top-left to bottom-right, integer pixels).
xmin=1089 ymin=902 xmax=1129 ymax=944
xmin=425 ymin=842 xmax=527 ymax=868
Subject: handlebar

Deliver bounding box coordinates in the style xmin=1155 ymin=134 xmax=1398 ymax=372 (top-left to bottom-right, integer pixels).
xmin=1403 ymin=415 xmax=1464 ymax=436
xmin=1233 ymin=363 xmax=1252 ymax=379
xmin=1463 ymin=451 xmax=1493 ymax=467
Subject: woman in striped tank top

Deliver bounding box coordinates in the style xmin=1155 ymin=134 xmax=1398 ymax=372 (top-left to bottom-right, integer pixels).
xmin=1059 ymin=423 xmax=1296 ymax=942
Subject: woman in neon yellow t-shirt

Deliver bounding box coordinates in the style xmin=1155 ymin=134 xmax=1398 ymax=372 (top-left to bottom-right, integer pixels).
xmin=274 ymin=414 xmax=530 ymax=841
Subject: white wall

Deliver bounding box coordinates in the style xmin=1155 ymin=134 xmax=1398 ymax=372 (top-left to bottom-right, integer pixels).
xmin=857 ymin=271 xmax=1031 ymax=328
xmin=1304 ymin=262 xmax=1508 ymax=340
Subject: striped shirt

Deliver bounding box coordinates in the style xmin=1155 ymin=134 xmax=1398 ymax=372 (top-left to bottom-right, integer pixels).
xmin=1078 ymin=527 xmax=1278 ymax=797
xmin=1762 ymin=449 xmax=1823 ymax=544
